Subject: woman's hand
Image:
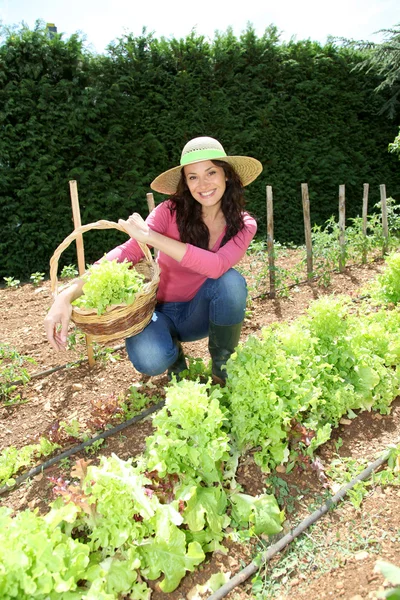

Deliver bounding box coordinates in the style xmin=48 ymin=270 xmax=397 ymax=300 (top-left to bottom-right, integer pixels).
xmin=44 ymin=296 xmax=73 ymax=351
xmin=119 ymin=212 xmax=187 ymax=262
xmin=44 ymin=278 xmax=85 ymax=351
xmin=118 ymin=213 xmax=151 ymax=244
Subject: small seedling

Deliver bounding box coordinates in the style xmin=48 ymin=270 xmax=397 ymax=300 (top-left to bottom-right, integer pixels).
xmin=0 ymin=343 xmax=36 ymax=404
xmin=59 ymin=457 xmax=72 ymax=471
xmin=30 ymin=272 xmax=45 ymax=286
xmin=3 ymin=276 xmax=20 ymax=288
xmin=84 ymin=438 xmax=105 ymax=454
xmin=60 ymin=264 xmax=79 ymax=278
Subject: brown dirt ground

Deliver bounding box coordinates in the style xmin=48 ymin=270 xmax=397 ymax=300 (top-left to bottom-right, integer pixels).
xmin=0 ymin=250 xmax=399 ymax=600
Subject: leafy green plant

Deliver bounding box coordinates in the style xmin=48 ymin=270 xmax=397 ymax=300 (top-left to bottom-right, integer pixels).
xmin=0 ymin=377 xmax=285 ymax=597
xmin=84 ymin=438 xmax=105 ymax=455
xmin=121 ymin=386 xmax=153 ymax=419
xmin=66 ymin=328 xmax=86 ymax=351
xmin=60 ymin=264 xmax=79 ymax=278
xmin=181 ymin=356 xmax=212 ymax=382
xmin=308 ymin=205 xmax=399 ymax=284
xmin=345 ymin=215 xmax=382 ymax=263
xmin=0 ymin=437 xmax=60 ymax=487
xmin=73 ymin=259 xmax=146 ymax=314
xmin=241 ymin=241 xmax=304 ymax=299
xmin=66 ymin=329 xmax=118 ymax=366
xmin=374 ymin=197 xmax=400 ymax=247
xmin=326 ymin=456 xmax=371 ymax=508
xmin=0 ymin=343 xmax=36 ymax=404
xmin=0 ymin=506 xmax=91 ymax=598
xmin=225 ymin=295 xmax=400 ymax=472
xmin=29 ymin=271 xmax=45 ymax=286
xmin=58 ymin=418 xmax=88 ymax=442
xmin=3 ymin=276 xmax=20 ymax=288
xmin=264 ymin=475 xmax=300 ymax=514
xmin=376 ymin=561 xmax=400 ymax=599
xmin=145 ymin=379 xmax=231 ymax=485
xmin=368 ymin=252 xmax=400 ymax=304
xmin=92 ymin=342 xmax=120 ymax=365
xmin=323 ymin=444 xmax=400 ymax=509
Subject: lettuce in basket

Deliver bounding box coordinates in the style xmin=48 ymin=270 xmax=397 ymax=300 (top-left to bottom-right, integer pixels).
xmin=73 ymin=259 xmax=146 ymax=315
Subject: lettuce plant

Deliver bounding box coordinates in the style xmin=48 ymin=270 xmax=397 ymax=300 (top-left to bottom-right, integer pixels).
xmin=73 ymin=259 xmax=145 ymax=314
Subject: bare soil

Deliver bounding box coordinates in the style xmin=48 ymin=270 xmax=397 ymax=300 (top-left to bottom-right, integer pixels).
xmin=1 ymin=251 xmax=399 ymax=600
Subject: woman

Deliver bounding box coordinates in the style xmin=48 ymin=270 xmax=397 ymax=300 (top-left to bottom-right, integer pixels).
xmin=45 ymin=136 xmax=262 ymax=382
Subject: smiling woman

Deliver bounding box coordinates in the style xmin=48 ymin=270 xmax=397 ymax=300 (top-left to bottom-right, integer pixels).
xmin=184 ymin=161 xmax=227 ymax=214
xmin=44 ymin=136 xmax=263 ymax=384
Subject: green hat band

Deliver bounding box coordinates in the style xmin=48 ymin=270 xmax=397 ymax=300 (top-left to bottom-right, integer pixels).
xmin=180 ymin=148 xmax=227 ymax=166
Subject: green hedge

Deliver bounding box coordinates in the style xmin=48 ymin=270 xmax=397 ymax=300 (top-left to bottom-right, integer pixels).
xmin=0 ymin=24 xmax=399 ymax=280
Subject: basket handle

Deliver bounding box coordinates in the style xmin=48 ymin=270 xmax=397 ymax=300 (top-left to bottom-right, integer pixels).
xmin=49 ymin=219 xmax=154 ymax=296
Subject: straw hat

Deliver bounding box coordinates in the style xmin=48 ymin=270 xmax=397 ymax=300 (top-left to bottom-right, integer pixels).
xmin=150 ymin=136 xmax=263 ymax=195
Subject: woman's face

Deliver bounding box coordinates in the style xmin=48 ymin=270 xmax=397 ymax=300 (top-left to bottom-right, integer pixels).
xmin=183 ymin=160 xmax=227 ymax=210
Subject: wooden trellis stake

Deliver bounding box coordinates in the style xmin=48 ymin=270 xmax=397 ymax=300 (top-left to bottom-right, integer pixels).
xmin=301 ymin=183 xmax=313 ymax=278
xmin=266 ymin=185 xmax=276 ymax=299
xmin=338 ymin=184 xmax=346 ymax=273
xmin=146 ymin=192 xmax=155 ymax=213
xmin=69 ymin=180 xmax=95 ymax=367
xmin=380 ymin=184 xmax=389 ymax=255
xmin=146 ymin=192 xmax=158 ymax=259
xmin=362 ymin=183 xmax=369 ymax=264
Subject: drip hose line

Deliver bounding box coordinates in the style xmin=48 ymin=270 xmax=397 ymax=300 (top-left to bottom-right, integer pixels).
xmin=207 ymin=441 xmax=399 ymax=600
xmin=10 ymin=343 xmax=126 ymax=385
xmin=0 ymin=400 xmax=165 ymax=496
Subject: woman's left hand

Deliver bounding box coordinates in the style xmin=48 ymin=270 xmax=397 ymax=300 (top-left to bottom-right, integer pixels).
xmin=118 ymin=213 xmax=151 ymax=244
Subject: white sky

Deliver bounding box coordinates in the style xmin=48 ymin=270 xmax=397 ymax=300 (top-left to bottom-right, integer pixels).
xmin=1 ymin=0 xmax=399 ymax=54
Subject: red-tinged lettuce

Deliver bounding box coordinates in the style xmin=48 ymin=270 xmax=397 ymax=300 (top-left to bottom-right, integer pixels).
xmin=73 ymin=259 xmax=145 ymax=315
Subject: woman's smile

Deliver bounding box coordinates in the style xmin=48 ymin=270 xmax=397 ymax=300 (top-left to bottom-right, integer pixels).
xmin=184 ymin=160 xmax=227 ymax=208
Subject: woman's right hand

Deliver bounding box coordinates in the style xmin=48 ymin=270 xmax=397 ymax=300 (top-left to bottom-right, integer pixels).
xmin=44 ymin=295 xmax=73 ymax=351
xmin=44 ymin=279 xmax=85 ymax=351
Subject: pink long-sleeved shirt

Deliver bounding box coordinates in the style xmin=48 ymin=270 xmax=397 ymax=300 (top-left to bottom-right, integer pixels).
xmin=103 ymin=200 xmax=257 ymax=303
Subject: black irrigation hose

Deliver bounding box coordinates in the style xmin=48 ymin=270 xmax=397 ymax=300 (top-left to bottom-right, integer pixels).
xmin=10 ymin=344 xmax=126 ymax=385
xmin=0 ymin=400 xmax=165 ymax=497
xmin=207 ymin=441 xmax=399 ymax=600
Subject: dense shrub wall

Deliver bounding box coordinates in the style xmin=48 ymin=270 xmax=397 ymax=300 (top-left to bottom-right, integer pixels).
xmin=0 ymin=24 xmax=399 ymax=279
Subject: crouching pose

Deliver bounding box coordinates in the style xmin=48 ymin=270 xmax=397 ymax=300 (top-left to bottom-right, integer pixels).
xmin=44 ymin=136 xmax=262 ymax=383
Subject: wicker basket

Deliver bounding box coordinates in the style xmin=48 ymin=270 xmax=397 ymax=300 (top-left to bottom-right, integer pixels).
xmin=50 ymin=220 xmax=160 ymax=343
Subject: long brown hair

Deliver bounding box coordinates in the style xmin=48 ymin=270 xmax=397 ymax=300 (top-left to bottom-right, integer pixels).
xmin=169 ymin=160 xmax=247 ymax=249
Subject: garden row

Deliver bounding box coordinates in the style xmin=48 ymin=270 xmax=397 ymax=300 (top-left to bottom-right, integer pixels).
xmin=1 ymin=253 xmax=400 ymax=598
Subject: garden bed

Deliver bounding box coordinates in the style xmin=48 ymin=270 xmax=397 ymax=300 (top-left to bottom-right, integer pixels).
xmin=0 ymin=251 xmax=399 ymax=599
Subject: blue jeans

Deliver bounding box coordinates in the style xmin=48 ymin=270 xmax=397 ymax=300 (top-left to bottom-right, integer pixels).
xmin=125 ymin=268 xmax=247 ymax=375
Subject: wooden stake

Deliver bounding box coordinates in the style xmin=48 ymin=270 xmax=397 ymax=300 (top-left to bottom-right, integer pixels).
xmin=69 ymin=180 xmax=95 ymax=367
xmin=380 ymin=184 xmax=389 ymax=255
xmin=338 ymin=184 xmax=346 ymax=273
xmin=362 ymin=183 xmax=369 ymax=264
xmin=301 ymin=183 xmax=313 ymax=278
xmin=146 ymin=192 xmax=158 ymax=259
xmin=266 ymin=186 xmax=276 ymax=299
xmin=146 ymin=192 xmax=155 ymax=213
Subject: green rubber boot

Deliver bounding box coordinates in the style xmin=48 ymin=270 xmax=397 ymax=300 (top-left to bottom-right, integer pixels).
xmin=208 ymin=321 xmax=243 ymax=384
xmin=167 ymin=341 xmax=188 ymax=382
